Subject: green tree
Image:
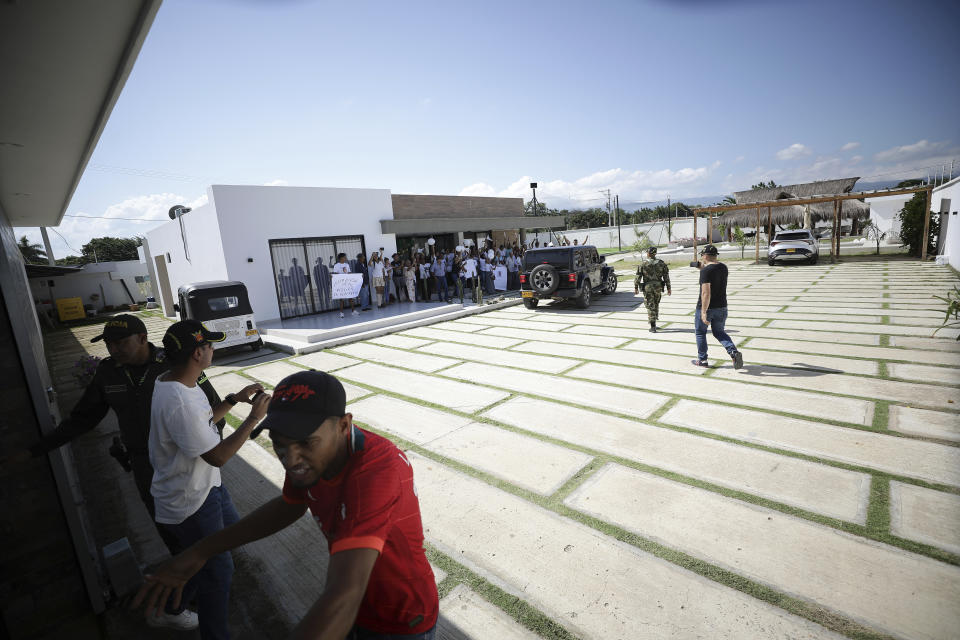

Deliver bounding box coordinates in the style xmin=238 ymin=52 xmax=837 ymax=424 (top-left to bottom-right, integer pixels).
xmin=895 ymin=180 xmax=937 ymax=257
xmin=81 ymin=236 xmax=142 ymax=262
xmin=751 ymin=180 xmax=780 ymax=190
xmin=732 ymin=225 xmax=748 ymax=258
xmin=17 ymin=235 xmax=47 ymax=264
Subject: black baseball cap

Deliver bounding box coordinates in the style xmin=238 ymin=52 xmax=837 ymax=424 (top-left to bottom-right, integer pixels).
xmin=257 ymin=370 xmax=346 ymax=440
xmin=162 ymin=319 xmax=225 ymax=359
xmin=91 ymin=314 xmax=147 ymax=343
xmin=700 ymin=244 xmax=719 ymax=256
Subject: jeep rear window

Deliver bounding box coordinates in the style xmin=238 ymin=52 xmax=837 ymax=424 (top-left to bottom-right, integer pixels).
xmin=523 ymin=250 xmax=570 ymax=269
xmin=775 ymin=232 xmax=812 ymax=241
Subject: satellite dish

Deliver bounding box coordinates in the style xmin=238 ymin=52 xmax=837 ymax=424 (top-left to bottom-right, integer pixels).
xmin=168 ymin=205 xmax=191 ymax=220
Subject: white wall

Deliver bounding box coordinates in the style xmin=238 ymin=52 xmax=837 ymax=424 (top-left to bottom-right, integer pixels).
xmin=144 ymin=193 xmax=229 ymax=316
xmin=865 ymin=194 xmax=909 ymax=239
xmin=933 ymin=177 xmax=960 ymax=271
xmin=210 ymin=185 xmax=396 ymax=323
xmin=30 ymin=260 xmax=149 ymax=311
xmin=530 ymin=218 xmax=733 ymax=249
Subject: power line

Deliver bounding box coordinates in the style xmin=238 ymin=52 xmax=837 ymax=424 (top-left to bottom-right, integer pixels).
xmin=63 ymin=214 xmax=167 ymax=222
xmin=48 ymin=227 xmax=82 ymax=254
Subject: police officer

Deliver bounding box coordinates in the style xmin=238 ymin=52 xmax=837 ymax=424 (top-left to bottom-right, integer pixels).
xmin=634 ymin=247 xmax=671 ymax=332
xmin=10 ymin=314 xmax=260 ymax=555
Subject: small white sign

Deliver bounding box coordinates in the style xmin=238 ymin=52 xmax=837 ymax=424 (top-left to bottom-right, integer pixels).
xmin=493 ymin=266 xmax=507 ymax=290
xmin=331 ymin=274 xmax=363 ymax=299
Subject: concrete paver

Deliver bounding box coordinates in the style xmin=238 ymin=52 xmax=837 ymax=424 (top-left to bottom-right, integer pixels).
xmin=336 ymin=362 xmax=509 ymax=414
xmin=887 ymin=362 xmax=960 ymax=385
xmin=511 ymin=340 xmax=709 ymax=374
xmin=891 ymin=335 xmax=960 ymax=352
xmin=480 ymin=325 xmax=629 ymax=348
xmin=438 ymin=585 xmax=540 ymax=640
xmin=442 ymin=361 xmax=669 ymax=420
xmin=244 ymin=360 xmax=311 ymax=386
xmin=368 ymin=334 xmax=435 ymax=350
xmin=746 ymin=336 xmax=960 ymax=367
xmin=621 ymin=337 xmax=879 ymax=375
xmin=888 ymin=405 xmax=960 ymax=442
xmin=332 ymin=342 xmax=460 ymax=372
xmin=569 ymin=361 xmax=874 ymax=425
xmin=412 ymin=454 xmax=843 ymax=640
xmin=484 ymin=397 xmax=871 ymax=522
xmin=401 ymin=326 xmax=524 ymax=349
xmin=348 ymin=394 xmax=472 ymax=444
xmin=565 ymin=464 xmax=960 ymax=640
xmin=889 ymin=481 xmax=960 ymax=556
xmin=661 ymin=400 xmax=960 ymax=487
xmin=419 ymin=340 xmax=581 ymax=374
xmin=428 ymin=423 xmax=593 ymax=495
xmin=771 ymin=318 xmax=960 ymax=339
xmin=710 ymin=363 xmax=960 ymax=409
xmin=290 ymin=350 xmax=359 ymax=372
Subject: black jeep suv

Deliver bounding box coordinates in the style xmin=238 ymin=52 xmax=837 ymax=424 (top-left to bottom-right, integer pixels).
xmin=519 ymin=245 xmax=618 ymax=309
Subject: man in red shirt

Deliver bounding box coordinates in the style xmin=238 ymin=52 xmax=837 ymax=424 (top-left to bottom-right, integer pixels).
xmin=133 ymin=370 xmax=439 ymax=639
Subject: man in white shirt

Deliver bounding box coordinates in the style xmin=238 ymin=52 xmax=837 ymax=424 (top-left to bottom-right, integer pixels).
xmin=332 ymin=253 xmax=358 ymax=318
xmin=150 ymin=320 xmax=270 ymax=639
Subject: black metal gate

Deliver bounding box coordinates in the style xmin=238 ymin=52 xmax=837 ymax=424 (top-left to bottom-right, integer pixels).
xmin=269 ymin=235 xmax=366 ymax=319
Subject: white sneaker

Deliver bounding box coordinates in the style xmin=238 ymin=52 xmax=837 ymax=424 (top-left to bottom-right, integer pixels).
xmin=352 ymin=309 xmax=359 ymax=315
xmin=339 ymin=312 xmax=345 ymax=318
xmin=146 ymin=609 xmax=199 ymax=631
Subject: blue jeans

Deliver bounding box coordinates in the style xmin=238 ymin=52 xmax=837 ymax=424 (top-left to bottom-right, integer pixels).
xmin=434 ymin=275 xmax=448 ymax=301
xmin=160 ymin=485 xmax=239 ymax=640
xmin=383 ymin=278 xmax=391 ymax=304
xmin=359 ymin=285 xmax=371 ymax=309
xmin=694 ymin=306 xmax=737 ymax=362
xmin=348 ymin=625 xmax=436 ymax=640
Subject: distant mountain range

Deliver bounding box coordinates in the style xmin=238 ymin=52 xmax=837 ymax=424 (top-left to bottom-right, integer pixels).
xmin=616 ymin=180 xmax=909 ymax=211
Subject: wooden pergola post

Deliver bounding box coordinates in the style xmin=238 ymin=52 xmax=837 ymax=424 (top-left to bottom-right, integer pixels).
xmin=767 ymin=206 xmax=772 ymax=242
xmin=921 ymin=187 xmax=933 ymax=260
xmin=755 ymin=207 xmax=761 ymax=264
xmin=708 ymin=211 xmax=713 ymax=245
xmin=692 ymin=211 xmax=698 ymax=257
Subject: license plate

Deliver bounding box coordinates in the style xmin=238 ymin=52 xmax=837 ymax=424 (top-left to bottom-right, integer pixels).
xmin=521 ymin=291 xmax=534 ymax=298
xmin=246 ymin=329 xmax=259 ymax=336
xmin=786 ymin=248 xmax=796 ymax=253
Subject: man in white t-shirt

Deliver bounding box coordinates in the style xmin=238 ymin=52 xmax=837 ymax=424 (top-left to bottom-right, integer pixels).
xmin=332 ymin=252 xmax=358 ymax=318
xmin=150 ymin=320 xmax=270 ymax=639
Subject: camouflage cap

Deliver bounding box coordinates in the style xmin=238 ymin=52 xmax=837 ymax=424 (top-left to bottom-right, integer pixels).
xmin=647 ymin=247 xmax=658 ymax=256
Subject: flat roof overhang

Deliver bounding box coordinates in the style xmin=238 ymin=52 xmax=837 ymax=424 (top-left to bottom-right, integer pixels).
xmin=380 ymin=215 xmax=566 ymax=235
xmin=0 ymin=0 xmax=162 ymax=227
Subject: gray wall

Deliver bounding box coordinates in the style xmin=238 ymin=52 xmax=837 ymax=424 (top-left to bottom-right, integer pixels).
xmin=0 ymin=204 xmax=99 ymax=639
xmin=391 ymin=194 xmax=524 ymax=220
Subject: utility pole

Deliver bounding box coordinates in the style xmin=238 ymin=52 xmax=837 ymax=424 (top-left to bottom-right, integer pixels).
xmin=615 ymin=194 xmax=621 ymax=252
xmin=598 ymin=189 xmax=612 ymax=226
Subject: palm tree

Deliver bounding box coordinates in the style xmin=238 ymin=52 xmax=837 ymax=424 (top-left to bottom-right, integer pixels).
xmin=17 ymin=235 xmax=46 ymax=264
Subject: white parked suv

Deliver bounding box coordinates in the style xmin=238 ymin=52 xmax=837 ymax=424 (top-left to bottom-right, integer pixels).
xmin=768 ymin=230 xmax=819 ymax=265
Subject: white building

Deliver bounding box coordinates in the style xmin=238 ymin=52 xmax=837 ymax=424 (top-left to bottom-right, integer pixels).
xmin=28 ymin=259 xmax=151 ymax=315
xmin=864 ymin=193 xmax=909 ymax=238
xmin=144 ymin=184 xmax=561 ymax=323
xmin=932 ymin=177 xmax=960 ymax=271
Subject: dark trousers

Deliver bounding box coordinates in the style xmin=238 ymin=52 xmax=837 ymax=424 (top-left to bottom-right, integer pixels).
xmin=160 ymin=485 xmax=240 ymax=640
xmin=130 ymin=452 xmax=183 ymax=554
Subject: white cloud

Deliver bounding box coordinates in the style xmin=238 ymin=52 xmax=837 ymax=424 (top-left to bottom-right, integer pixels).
xmin=263 ymin=179 xmax=289 ymax=186
xmin=840 ymin=142 xmax=860 ymax=151
xmin=874 ymin=139 xmax=948 ymax=162
xmin=776 ymin=144 xmax=812 ymax=161
xmin=458 ymin=182 xmax=497 ymax=197
xmin=734 ymin=155 xmax=745 ymax=163
xmin=458 ymin=164 xmax=719 ymax=209
xmin=16 ymin=191 xmax=208 ymax=259
xmin=850 ymin=155 xmax=862 ymax=164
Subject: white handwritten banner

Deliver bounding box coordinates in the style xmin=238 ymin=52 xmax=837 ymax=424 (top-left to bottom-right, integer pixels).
xmin=493 ymin=266 xmax=507 ymax=290
xmin=331 ymin=274 xmax=363 ymax=299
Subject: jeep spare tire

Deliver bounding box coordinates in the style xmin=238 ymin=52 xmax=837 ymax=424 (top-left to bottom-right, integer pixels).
xmin=529 ymin=264 xmax=560 ymax=296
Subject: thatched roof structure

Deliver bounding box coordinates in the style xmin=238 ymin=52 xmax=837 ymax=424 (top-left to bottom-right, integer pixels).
xmin=719 ymin=177 xmax=871 ymax=228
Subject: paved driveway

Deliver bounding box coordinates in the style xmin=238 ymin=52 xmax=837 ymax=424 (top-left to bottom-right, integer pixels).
xmin=68 ymin=259 xmax=960 ymax=639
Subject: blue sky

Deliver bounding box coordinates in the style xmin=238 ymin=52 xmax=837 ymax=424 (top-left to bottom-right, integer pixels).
xmin=20 ymin=0 xmax=960 ymax=256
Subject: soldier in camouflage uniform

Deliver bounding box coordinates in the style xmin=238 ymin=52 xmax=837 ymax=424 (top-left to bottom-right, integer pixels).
xmin=634 ymin=246 xmax=671 ymax=332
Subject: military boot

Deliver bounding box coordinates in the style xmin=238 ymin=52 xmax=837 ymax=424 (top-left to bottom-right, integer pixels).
xmin=649 ymin=322 xmax=657 ymax=333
